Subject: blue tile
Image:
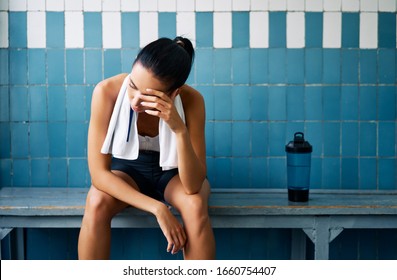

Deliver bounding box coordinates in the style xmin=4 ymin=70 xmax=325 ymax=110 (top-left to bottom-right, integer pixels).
xmin=66 ymin=86 xmax=85 ymax=121
xmin=232 ymin=12 xmax=249 ymax=47
xmin=214 ymin=86 xmax=232 ymax=120
xmin=0 ymin=159 xmax=12 ymax=186
xmin=232 ymin=122 xmax=250 ymax=156
xmin=0 ymin=86 xmax=9 ymax=122
xmin=84 ymin=12 xmax=102 ymax=48
xmin=360 ymin=122 xmax=376 ymax=156
xmin=232 ymin=158 xmax=250 ymax=188
xmin=158 ymin=12 xmax=176 ymax=39
xmin=305 ymin=49 xmax=322 ymax=84
xmin=196 ymin=49 xmax=213 ymax=84
xmin=68 ymin=159 xmax=88 ymax=187
xmin=305 ymin=122 xmax=323 ymax=157
xmin=305 ymin=12 xmax=323 ymax=47
xmin=360 ymin=158 xmax=377 ymax=190
xmin=0 ymin=49 xmax=9 ymax=85
xmin=29 ymin=86 xmax=47 ymax=121
xmin=268 ymin=122 xmax=286 ymax=156
xmin=197 ymin=85 xmax=214 ymax=120
xmin=31 ymin=159 xmax=48 ymax=187
xmin=29 ymin=123 xmax=49 ymax=158
xmin=232 ymin=48 xmax=249 ymax=84
xmin=310 ymin=157 xmax=322 ymax=189
xmin=286 ymin=122 xmax=305 ymax=142
xmin=378 ymin=159 xmax=396 ymax=190
xmin=378 ymin=86 xmax=396 ymax=121
xmin=196 ymin=12 xmax=213 ymax=47
xmin=0 ymin=123 xmax=10 ymax=158
xmin=323 ymin=122 xmax=340 ymax=156
xmin=341 ymin=49 xmax=359 ymax=84
xmin=268 ymin=48 xmax=286 ymax=83
xmin=287 ymin=86 xmax=304 ymax=120
xmin=250 ymin=86 xmax=268 ymax=121
xmin=67 ymin=122 xmax=87 ymax=157
xmin=214 ymin=49 xmax=231 ymax=84
xmin=341 ymin=158 xmax=358 ymax=189
xmin=342 ymin=122 xmax=358 ymax=157
xmin=323 ymin=49 xmax=341 ymax=84
xmin=268 ymin=86 xmax=286 ymax=121
xmin=305 ymin=86 xmax=322 ymax=120
xmin=48 ymin=122 xmax=66 ymax=157
xmin=378 ymin=122 xmax=395 ymax=157
xmin=250 ymin=49 xmax=268 ymax=84
xmin=214 ymin=122 xmax=232 ymax=156
xmin=46 ymin=12 xmax=65 ymax=48
xmin=232 ymin=86 xmax=250 ymax=120
xmin=322 ymin=157 xmax=340 ymax=189
xmin=213 ymin=158 xmax=232 ymax=188
xmin=359 ymin=86 xmax=377 ymax=120
xmin=11 ymin=123 xmax=29 ymax=158
xmin=10 ymin=49 xmax=27 ymax=85
xmin=269 ymin=12 xmax=286 ymax=47
xmin=251 ymin=157 xmax=268 ymax=188
xmin=28 ymin=49 xmax=46 ymax=84
xmin=341 ymin=86 xmax=358 ymax=120
xmin=13 ymin=159 xmax=30 ymax=186
xmin=378 ymin=12 xmax=396 ymax=48
xmin=323 ymin=86 xmax=341 ymax=120
xmin=121 ymin=49 xmax=138 ymax=73
xmin=378 ymin=49 xmax=396 ymax=84
xmin=104 ymin=49 xmax=121 ymax=79
xmin=10 ymin=86 xmax=28 ymax=121
xmin=85 ymin=49 xmax=103 ymax=84
xmin=48 ymin=86 xmax=66 ymax=121
xmin=286 ymin=49 xmax=304 ymax=84
xmin=359 ymin=50 xmax=377 ymax=84
xmin=66 ymin=49 xmax=84 ymax=84
xmin=9 ymin=12 xmax=27 ymax=48
xmin=342 ymin=13 xmax=359 ymax=48
xmin=121 ymin=12 xmax=139 ymax=48
xmin=47 ymin=49 xmax=65 ymax=84
xmin=268 ymin=158 xmax=286 ymax=188
xmin=252 ymin=122 xmax=268 ymax=156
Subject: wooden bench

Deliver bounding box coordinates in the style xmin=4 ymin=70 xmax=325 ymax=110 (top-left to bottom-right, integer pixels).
xmin=1 ymin=187 xmax=397 ymax=260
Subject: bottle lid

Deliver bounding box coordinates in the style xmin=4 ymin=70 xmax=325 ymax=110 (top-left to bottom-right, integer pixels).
xmin=285 ymin=132 xmax=312 ymax=153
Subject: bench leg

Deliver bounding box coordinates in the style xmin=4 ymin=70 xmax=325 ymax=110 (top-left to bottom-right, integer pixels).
xmin=291 ymin=229 xmax=306 ymax=260
xmin=14 ymin=228 xmax=25 ymax=260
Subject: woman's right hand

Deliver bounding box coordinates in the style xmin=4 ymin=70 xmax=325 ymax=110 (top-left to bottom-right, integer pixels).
xmin=155 ymin=204 xmax=186 ymax=254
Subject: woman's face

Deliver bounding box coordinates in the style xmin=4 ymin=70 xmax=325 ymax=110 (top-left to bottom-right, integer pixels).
xmin=127 ymin=63 xmax=169 ymax=113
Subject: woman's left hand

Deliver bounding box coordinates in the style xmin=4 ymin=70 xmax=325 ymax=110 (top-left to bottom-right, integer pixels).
xmin=140 ymin=88 xmax=186 ymax=134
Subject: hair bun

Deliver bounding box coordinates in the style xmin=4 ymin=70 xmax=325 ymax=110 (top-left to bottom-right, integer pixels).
xmin=173 ymin=36 xmax=194 ymax=63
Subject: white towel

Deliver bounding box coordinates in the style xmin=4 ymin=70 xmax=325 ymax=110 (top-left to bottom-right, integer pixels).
xmin=101 ymin=75 xmax=185 ymax=170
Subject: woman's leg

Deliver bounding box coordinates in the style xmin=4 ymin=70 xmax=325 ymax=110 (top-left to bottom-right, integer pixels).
xmin=164 ymin=177 xmax=216 ymax=260
xmin=78 ymin=171 xmax=138 ymax=259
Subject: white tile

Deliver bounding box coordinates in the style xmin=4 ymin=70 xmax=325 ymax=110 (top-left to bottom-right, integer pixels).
xmin=232 ymin=0 xmax=249 ymax=11
xmin=27 ymin=0 xmax=45 ymax=11
xmin=27 ymin=12 xmax=46 ymax=48
xmin=139 ymin=0 xmax=157 ymax=11
xmin=342 ymin=0 xmax=359 ymax=11
xmin=196 ymin=0 xmax=213 ymax=11
xmin=269 ymin=0 xmax=286 ymax=11
xmin=139 ymin=12 xmax=158 ymax=48
xmin=9 ymin=0 xmax=27 ymax=11
xmin=251 ymin=0 xmax=268 ymax=11
xmin=0 ymin=12 xmax=8 ymax=47
xmin=0 ymin=1 xmax=8 ymax=11
xmin=360 ymin=12 xmax=378 ymax=49
xmin=177 ymin=12 xmax=196 ymax=47
xmin=159 ymin=0 xmax=177 ymax=11
xmin=177 ymin=0 xmax=194 ymax=11
xmin=65 ymin=11 xmax=84 ymax=48
xmin=379 ymin=0 xmax=397 ymax=12
xmin=103 ymin=0 xmax=121 ymax=11
xmin=323 ymin=0 xmax=341 ymax=11
xmin=305 ymin=0 xmax=322 ymax=11
xmin=250 ymin=11 xmax=268 ymax=48
xmin=287 ymin=12 xmax=304 ymax=48
xmin=360 ymin=0 xmax=377 ymax=11
xmin=46 ymin=0 xmax=64 ymax=11
xmin=65 ymin=0 xmax=83 ymax=11
xmin=83 ymin=0 xmax=101 ymax=11
xmin=102 ymin=12 xmax=121 ymax=48
xmin=287 ymin=0 xmax=304 ymax=11
xmin=121 ymin=0 xmax=139 ymax=11
xmin=213 ymin=12 xmax=232 ymax=48
xmin=323 ymin=12 xmax=341 ymax=48
xmin=214 ymin=0 xmax=232 ymax=11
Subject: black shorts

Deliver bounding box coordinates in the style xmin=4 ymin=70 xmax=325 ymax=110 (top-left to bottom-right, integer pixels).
xmin=111 ymin=151 xmax=178 ymax=202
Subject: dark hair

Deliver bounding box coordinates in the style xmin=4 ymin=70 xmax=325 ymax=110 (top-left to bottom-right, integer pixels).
xmin=133 ymin=36 xmax=195 ymax=92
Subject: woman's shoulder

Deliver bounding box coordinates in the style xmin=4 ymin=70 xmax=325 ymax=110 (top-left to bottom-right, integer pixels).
xmin=179 ymin=84 xmax=204 ymax=107
xmin=93 ymin=73 xmax=129 ymax=102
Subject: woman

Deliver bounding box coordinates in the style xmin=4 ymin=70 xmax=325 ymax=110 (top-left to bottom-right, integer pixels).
xmin=78 ymin=37 xmax=216 ymax=259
